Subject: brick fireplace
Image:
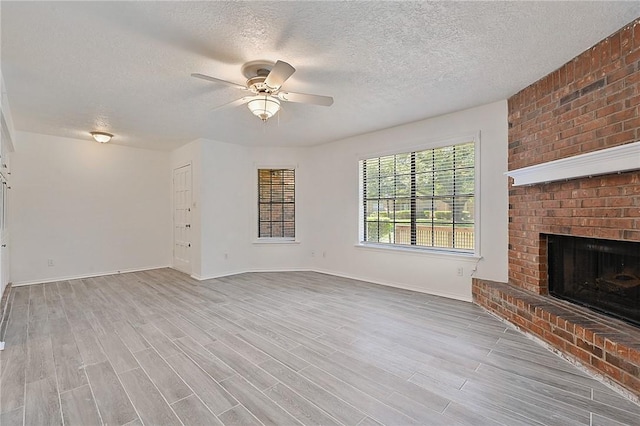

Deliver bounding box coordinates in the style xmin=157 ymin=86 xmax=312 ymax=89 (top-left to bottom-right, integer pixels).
xmin=473 ymin=18 xmax=640 ymax=401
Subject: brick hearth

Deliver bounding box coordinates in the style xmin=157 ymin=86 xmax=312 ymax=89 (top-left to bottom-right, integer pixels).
xmin=473 ymin=18 xmax=640 ymax=400
xmin=473 ymin=279 xmax=640 ymax=401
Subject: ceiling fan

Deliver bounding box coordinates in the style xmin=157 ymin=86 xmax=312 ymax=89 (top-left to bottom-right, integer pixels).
xmin=191 ymin=60 xmax=333 ymax=122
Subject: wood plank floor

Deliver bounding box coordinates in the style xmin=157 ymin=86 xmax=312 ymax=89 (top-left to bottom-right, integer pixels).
xmin=1 ymin=268 xmax=639 ymax=426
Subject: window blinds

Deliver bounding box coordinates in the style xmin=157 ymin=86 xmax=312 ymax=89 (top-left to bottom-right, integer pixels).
xmin=258 ymin=169 xmax=295 ymax=238
xmin=361 ymin=142 xmax=475 ymax=251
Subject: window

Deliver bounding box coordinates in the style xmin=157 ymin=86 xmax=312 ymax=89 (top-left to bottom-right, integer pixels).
xmin=360 ymin=140 xmax=475 ymax=252
xmin=258 ymin=169 xmax=295 ymax=238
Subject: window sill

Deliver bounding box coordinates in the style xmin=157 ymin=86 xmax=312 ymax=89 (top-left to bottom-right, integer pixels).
xmin=253 ymin=239 xmax=300 ymax=245
xmin=354 ymin=243 xmax=481 ymax=260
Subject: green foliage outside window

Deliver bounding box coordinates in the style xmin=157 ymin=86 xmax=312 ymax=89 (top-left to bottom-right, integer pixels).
xmin=361 ymin=141 xmax=475 ymax=251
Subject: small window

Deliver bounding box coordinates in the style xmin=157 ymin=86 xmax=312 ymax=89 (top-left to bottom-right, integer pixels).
xmin=258 ymin=169 xmax=295 ymax=239
xmin=360 ymin=140 xmax=476 ymax=253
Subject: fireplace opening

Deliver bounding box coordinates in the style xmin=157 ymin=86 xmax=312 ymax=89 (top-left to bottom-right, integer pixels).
xmin=548 ymin=234 xmax=640 ymax=326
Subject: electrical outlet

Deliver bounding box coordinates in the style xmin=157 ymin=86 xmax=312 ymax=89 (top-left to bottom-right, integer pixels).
xmin=48 ymin=259 xmax=54 ymax=267
xmin=456 ymin=267 xmax=463 ymax=276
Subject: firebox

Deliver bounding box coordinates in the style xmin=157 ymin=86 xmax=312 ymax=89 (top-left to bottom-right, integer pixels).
xmin=548 ymin=234 xmax=640 ymax=326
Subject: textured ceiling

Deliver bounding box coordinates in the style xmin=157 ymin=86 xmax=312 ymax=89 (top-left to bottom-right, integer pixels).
xmin=2 ymin=1 xmax=640 ymax=151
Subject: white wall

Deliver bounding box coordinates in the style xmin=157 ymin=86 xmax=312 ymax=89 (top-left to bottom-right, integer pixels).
xmin=177 ymin=101 xmax=508 ymax=302
xmin=306 ymin=100 xmax=509 ymax=301
xmin=7 ymin=100 xmax=506 ymax=303
xmin=245 ymin=146 xmax=313 ymax=272
xmin=198 ymin=139 xmax=251 ymax=278
xmin=171 ymin=139 xmax=313 ymax=279
xmin=11 ymin=132 xmax=172 ymax=284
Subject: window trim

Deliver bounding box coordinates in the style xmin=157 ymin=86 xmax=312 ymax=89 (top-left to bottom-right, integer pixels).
xmin=357 ymin=133 xmax=481 ymax=256
xmin=253 ymin=164 xmax=299 ymax=243
xmin=354 ymin=242 xmax=482 ymax=261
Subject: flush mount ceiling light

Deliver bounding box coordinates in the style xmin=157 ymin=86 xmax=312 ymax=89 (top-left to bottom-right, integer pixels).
xmin=90 ymin=131 xmax=113 ymax=143
xmin=247 ymin=95 xmax=281 ymax=122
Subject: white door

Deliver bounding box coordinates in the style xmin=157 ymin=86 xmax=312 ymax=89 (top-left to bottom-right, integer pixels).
xmin=0 ymin=177 xmax=6 ymax=298
xmin=173 ymin=164 xmax=192 ymax=274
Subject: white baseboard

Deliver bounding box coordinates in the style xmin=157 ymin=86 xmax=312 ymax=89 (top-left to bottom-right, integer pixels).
xmin=192 ymin=267 xmax=312 ymax=281
xmin=190 ymin=270 xmax=243 ymax=281
xmin=13 ymin=264 xmax=470 ymax=303
xmin=12 ymin=265 xmax=172 ymax=286
xmin=189 ymin=266 xmax=471 ymax=303
xmin=310 ymin=268 xmax=472 ymax=302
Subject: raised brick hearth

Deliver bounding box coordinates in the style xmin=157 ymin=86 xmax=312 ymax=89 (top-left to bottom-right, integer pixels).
xmin=473 ymin=279 xmax=640 ymax=401
xmin=473 ymin=18 xmax=640 ymax=400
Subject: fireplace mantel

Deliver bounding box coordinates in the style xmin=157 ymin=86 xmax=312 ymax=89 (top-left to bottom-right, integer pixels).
xmin=505 ymin=141 xmax=640 ymax=186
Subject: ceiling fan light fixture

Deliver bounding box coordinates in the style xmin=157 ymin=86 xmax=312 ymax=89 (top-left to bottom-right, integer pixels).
xmin=90 ymin=131 xmax=113 ymax=143
xmin=193 ymin=59 xmax=333 ymax=121
xmin=247 ymin=95 xmax=280 ymax=122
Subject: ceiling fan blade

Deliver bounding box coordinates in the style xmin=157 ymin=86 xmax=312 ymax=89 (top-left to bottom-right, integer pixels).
xmin=264 ymin=60 xmax=296 ymax=89
xmin=191 ymin=73 xmax=247 ymax=90
xmin=211 ymin=96 xmax=254 ymax=111
xmin=277 ymin=91 xmax=334 ymax=106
